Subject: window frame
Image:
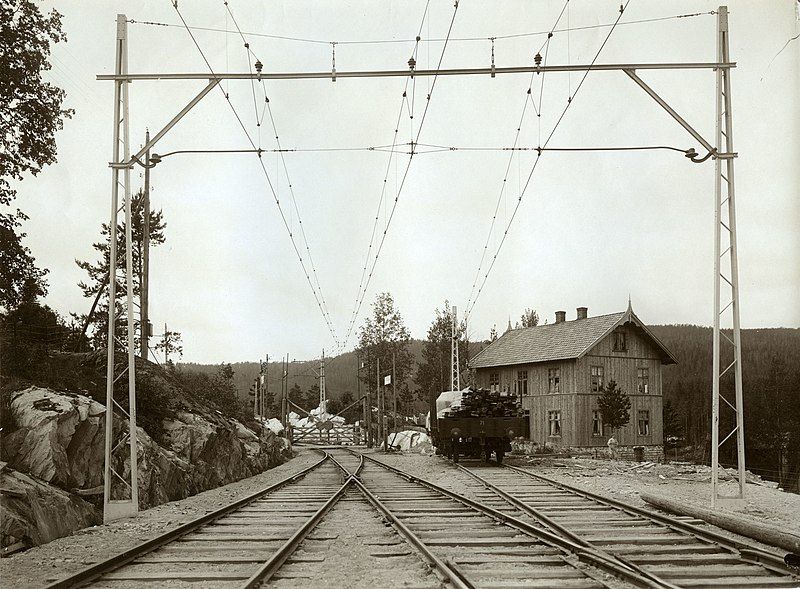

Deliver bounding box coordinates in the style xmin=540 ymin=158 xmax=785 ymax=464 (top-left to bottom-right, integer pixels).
xmin=517 ymin=370 xmax=528 ymax=397
xmin=637 ymin=367 xmax=649 ymax=394
xmin=590 ymin=365 xmax=604 ymax=393
xmin=592 ymin=410 xmax=603 ymax=436
xmin=613 ymin=331 xmax=627 ymax=352
xmin=489 ymin=371 xmax=500 ymax=392
xmin=637 ymin=409 xmax=650 ymax=436
xmin=548 ymin=410 xmax=562 ymax=437
xmin=548 ymin=367 xmax=560 ymax=394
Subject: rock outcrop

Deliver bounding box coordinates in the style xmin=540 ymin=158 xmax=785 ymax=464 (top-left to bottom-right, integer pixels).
xmin=1 ymin=387 xmax=291 ymax=552
xmin=0 ymin=466 xmax=99 ymax=552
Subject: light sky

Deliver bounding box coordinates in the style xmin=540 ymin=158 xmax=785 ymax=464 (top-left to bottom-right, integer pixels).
xmin=13 ymin=1 xmax=800 ymax=363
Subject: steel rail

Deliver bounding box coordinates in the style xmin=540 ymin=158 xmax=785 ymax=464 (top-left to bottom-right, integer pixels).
xmin=96 ymin=61 xmax=736 ymax=81
xmin=325 ymin=450 xmax=475 ymax=589
xmin=347 ymin=449 xmax=677 ymax=589
xmin=44 ymin=455 xmax=330 ymax=589
xmin=241 ymin=475 xmax=353 ymax=587
xmin=504 ymin=464 xmax=797 ymax=575
xmin=455 ymin=463 xmax=686 ymax=589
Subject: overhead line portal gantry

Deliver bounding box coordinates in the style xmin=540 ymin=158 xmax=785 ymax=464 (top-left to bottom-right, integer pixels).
xmin=97 ymin=60 xmax=735 ymax=82
xmin=99 ymin=7 xmax=744 ymax=522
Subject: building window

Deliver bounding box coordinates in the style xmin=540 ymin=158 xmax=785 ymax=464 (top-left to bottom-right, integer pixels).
xmin=637 ymin=368 xmax=649 ymax=394
xmin=592 ymin=410 xmax=603 ymax=436
xmin=613 ymin=331 xmax=627 ymax=352
xmin=548 ymin=410 xmax=562 ymax=436
xmin=638 ymin=410 xmax=650 ymax=436
xmin=590 ymin=365 xmax=604 ymax=392
xmin=548 ymin=368 xmax=560 ymax=394
xmin=517 ymin=370 xmax=528 ymax=397
xmin=489 ymin=372 xmax=500 ymax=393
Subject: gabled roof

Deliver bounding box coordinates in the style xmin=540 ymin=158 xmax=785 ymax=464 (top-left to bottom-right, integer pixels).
xmin=470 ymin=304 xmax=677 ymax=369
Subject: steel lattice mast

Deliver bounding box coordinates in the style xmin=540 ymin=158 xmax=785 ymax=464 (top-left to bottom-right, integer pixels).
xmin=103 ymin=15 xmax=138 ymax=523
xmin=711 ymin=6 xmax=745 ymax=507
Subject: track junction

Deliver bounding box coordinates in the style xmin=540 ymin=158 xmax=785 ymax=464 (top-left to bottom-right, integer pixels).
xmin=45 ymin=448 xmax=799 ymax=589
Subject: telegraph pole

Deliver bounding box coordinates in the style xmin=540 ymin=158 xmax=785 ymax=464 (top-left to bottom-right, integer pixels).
xmin=140 ymin=129 xmax=151 ymax=360
xmin=392 ymin=351 xmax=397 ymax=436
xmin=268 ymin=354 xmax=269 ymax=413
xmin=376 ymin=357 xmax=382 ymax=449
xmin=320 ymin=349 xmax=326 ymax=409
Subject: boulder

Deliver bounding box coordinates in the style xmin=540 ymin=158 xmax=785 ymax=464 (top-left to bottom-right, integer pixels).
xmin=0 ymin=465 xmax=99 ymax=550
xmin=5 ymin=387 xmax=106 ymax=489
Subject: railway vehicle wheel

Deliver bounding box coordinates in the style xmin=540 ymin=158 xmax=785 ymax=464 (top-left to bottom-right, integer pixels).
xmin=496 ymin=449 xmax=505 ymax=464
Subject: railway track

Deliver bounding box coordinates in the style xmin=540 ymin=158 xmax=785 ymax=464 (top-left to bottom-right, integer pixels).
xmin=451 ymin=458 xmax=799 ymax=588
xmin=45 ymin=456 xmax=351 ymax=588
xmin=330 ymin=448 xmax=690 ymax=589
xmin=41 ymin=447 xmax=800 ymax=588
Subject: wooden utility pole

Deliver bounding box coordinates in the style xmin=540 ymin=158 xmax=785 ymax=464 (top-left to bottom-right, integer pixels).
xmin=376 ymin=357 xmax=381 ymax=449
xmin=140 ymin=129 xmax=151 ymax=359
xmin=392 ymin=351 xmax=397 ymax=437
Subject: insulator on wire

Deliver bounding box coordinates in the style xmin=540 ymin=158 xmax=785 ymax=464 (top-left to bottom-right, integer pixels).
xmin=490 ymin=37 xmax=496 ymax=78
xmin=534 ymin=52 xmax=542 ymax=67
xmin=255 ymin=59 xmax=263 ymax=81
xmin=408 ymin=57 xmax=416 ymax=70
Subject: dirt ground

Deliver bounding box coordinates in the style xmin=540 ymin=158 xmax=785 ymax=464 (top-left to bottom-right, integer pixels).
xmin=0 ymin=449 xmax=323 ymax=589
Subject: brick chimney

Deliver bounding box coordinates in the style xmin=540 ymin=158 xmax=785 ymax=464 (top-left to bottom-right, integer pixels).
xmin=576 ymin=306 xmax=588 ymax=320
xmin=555 ymin=311 xmax=566 ymax=324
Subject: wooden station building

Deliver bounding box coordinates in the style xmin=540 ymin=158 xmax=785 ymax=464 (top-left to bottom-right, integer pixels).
xmin=470 ymin=303 xmax=677 ymax=458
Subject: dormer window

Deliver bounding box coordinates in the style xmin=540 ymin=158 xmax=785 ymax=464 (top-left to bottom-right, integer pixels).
xmin=613 ymin=331 xmax=627 ymax=352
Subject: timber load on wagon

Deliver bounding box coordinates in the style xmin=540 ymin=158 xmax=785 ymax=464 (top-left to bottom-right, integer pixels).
xmin=430 ymin=387 xmax=529 ymax=463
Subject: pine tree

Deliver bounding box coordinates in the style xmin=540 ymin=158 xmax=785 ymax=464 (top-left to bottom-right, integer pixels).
xmin=414 ymin=300 xmax=468 ymax=405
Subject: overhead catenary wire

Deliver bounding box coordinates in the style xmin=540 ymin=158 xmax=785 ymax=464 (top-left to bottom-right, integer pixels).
xmin=223 ymin=0 xmax=340 ymax=349
xmin=464 ymin=0 xmax=571 ymax=321
xmin=170 ymin=1 xmax=341 ymax=349
xmin=464 ymin=0 xmax=633 ymax=323
xmin=341 ymin=1 xmax=431 ymax=352
xmin=342 ymin=0 xmax=459 ymax=350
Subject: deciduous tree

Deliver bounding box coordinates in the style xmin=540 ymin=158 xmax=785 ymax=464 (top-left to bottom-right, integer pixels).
xmin=357 ymin=293 xmax=413 ymax=397
xmin=1 ymin=1 xmax=72 ymax=312
xmin=597 ymin=379 xmax=631 ymax=435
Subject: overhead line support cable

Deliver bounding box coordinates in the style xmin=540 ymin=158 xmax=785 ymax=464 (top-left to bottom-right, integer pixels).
xmin=464 ymin=0 xmax=633 ymax=323
xmin=342 ymin=0 xmax=431 ymax=349
xmin=171 ymin=1 xmax=340 ymax=347
xmin=129 ymin=11 xmax=714 ymax=47
xmin=465 ymin=0 xmax=570 ymax=318
xmin=223 ymin=0 xmax=341 ymax=349
xmin=343 ymin=0 xmax=458 ymax=348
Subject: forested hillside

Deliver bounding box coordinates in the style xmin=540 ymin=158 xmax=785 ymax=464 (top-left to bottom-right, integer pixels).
xmin=651 ymin=325 xmax=800 ymax=490
xmin=181 ymin=324 xmax=799 ymax=489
